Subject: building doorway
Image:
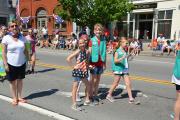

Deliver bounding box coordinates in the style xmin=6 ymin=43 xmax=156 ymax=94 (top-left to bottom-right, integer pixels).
xmin=137 ymin=13 xmax=153 ymax=41
xmin=139 ymin=21 xmax=153 ymax=40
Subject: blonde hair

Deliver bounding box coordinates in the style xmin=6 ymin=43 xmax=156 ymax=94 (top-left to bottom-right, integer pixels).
xmin=94 ymin=23 xmax=104 ymax=33
xmin=113 ymin=37 xmax=127 ymax=55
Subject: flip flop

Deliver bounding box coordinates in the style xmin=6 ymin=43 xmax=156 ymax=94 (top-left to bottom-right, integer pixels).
xmin=12 ymin=99 xmax=18 ymax=106
xmin=18 ymin=98 xmax=27 ymax=103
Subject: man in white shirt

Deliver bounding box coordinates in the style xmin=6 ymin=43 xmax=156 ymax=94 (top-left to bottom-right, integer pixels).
xmin=157 ymin=33 xmax=165 ymax=50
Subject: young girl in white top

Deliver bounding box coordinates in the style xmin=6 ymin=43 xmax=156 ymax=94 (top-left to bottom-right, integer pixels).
xmin=66 ymin=39 xmax=90 ymax=111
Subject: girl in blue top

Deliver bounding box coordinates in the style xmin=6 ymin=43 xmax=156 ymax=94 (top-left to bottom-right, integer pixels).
xmin=106 ymin=37 xmax=140 ymax=104
xmin=171 ymin=41 xmax=180 ymax=120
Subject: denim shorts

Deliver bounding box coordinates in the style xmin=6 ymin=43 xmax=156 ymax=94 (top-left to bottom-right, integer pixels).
xmin=73 ymin=76 xmax=89 ymax=81
xmin=90 ymin=66 xmax=103 ymax=75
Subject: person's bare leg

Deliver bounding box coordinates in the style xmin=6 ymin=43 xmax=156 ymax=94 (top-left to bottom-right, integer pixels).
xmin=94 ymin=74 xmax=101 ymax=97
xmin=82 ymin=78 xmax=90 ymax=101
xmin=124 ymin=75 xmax=134 ymax=100
xmin=107 ymin=75 xmax=120 ymax=97
xmin=10 ymin=80 xmax=18 ymax=100
xmin=174 ymin=92 xmax=180 ymax=120
xmin=72 ymin=81 xmax=78 ymax=105
xmin=17 ymin=80 xmax=23 ymax=99
xmin=89 ymin=74 xmax=95 ymax=98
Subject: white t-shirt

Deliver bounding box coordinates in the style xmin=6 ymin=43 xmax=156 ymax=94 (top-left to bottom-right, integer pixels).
xmin=130 ymin=41 xmax=138 ymax=48
xmin=157 ymin=36 xmax=165 ymax=42
xmin=2 ymin=35 xmax=27 ymax=66
xmin=42 ymin=28 xmax=48 ymax=35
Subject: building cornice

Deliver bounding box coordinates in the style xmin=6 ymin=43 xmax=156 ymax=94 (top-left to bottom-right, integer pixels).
xmin=130 ymin=0 xmax=175 ymax=4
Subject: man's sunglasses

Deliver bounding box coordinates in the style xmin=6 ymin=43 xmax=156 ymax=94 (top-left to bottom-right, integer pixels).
xmin=10 ymin=25 xmax=18 ymax=28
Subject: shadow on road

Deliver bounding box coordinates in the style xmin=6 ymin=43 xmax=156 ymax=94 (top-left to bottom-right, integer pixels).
xmin=97 ymin=88 xmax=123 ymax=100
xmin=35 ymin=68 xmax=56 ymax=73
xmin=97 ymin=88 xmax=142 ymax=100
xmin=115 ymin=90 xmax=142 ymax=99
xmin=24 ymin=89 xmax=59 ymax=100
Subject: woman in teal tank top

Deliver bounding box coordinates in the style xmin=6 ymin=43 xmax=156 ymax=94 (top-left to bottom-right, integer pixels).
xmin=172 ymin=41 xmax=180 ymax=120
xmin=106 ymin=37 xmax=140 ymax=104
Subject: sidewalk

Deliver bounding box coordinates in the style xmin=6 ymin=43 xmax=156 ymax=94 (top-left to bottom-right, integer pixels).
xmin=139 ymin=43 xmax=175 ymax=58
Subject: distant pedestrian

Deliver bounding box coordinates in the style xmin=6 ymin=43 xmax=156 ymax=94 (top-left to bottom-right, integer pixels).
xmin=171 ymin=41 xmax=180 ymax=120
xmin=2 ymin=21 xmax=29 ymax=106
xmin=0 ymin=26 xmax=8 ymax=42
xmin=106 ymin=37 xmax=140 ymax=105
xmin=88 ymin=23 xmax=106 ymax=105
xmin=25 ymin=28 xmax=36 ymax=73
xmin=66 ymin=39 xmax=91 ymax=111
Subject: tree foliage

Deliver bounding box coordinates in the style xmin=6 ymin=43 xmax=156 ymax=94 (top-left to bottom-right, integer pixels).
xmin=58 ymin=0 xmax=134 ymax=28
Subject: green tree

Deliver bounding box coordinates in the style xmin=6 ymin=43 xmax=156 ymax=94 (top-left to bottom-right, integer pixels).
xmin=57 ymin=0 xmax=133 ymax=29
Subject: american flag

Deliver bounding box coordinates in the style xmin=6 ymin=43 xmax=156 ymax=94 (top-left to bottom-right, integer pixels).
xmin=52 ymin=14 xmax=64 ymax=24
xmin=16 ymin=0 xmax=20 ymax=19
xmin=20 ymin=16 xmax=30 ymax=24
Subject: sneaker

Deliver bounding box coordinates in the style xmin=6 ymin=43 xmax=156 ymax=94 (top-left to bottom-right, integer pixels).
xmin=170 ymin=113 xmax=174 ymax=119
xmin=93 ymin=99 xmax=99 ymax=105
xmin=129 ymin=99 xmax=140 ymax=105
xmin=71 ymin=104 xmax=82 ymax=111
xmin=76 ymin=95 xmax=82 ymax=102
xmin=84 ymin=100 xmax=95 ymax=106
xmin=93 ymin=96 xmax=100 ymax=105
xmin=106 ymin=96 xmax=115 ymax=102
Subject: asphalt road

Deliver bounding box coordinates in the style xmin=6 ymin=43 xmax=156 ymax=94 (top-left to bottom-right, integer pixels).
xmin=0 ymin=48 xmax=176 ymax=120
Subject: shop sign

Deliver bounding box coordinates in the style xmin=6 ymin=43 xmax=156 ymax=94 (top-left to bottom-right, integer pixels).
xmin=134 ymin=3 xmax=157 ymax=9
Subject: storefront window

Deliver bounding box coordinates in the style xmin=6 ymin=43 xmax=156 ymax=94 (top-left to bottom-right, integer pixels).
xmin=158 ymin=11 xmax=165 ymax=19
xmin=55 ymin=22 xmax=67 ymax=32
xmin=157 ymin=10 xmax=173 ymax=39
xmin=166 ymin=10 xmax=173 ymax=19
xmin=157 ymin=20 xmax=172 ymax=39
xmin=0 ymin=17 xmax=7 ymax=25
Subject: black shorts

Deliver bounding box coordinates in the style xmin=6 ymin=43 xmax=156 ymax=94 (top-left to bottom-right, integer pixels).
xmin=175 ymin=84 xmax=180 ymax=92
xmin=7 ymin=63 xmax=26 ymax=81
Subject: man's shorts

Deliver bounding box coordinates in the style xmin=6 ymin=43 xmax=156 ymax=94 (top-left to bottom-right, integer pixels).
xmin=90 ymin=66 xmax=103 ymax=75
xmin=175 ymin=84 xmax=180 ymax=92
xmin=7 ymin=63 xmax=26 ymax=81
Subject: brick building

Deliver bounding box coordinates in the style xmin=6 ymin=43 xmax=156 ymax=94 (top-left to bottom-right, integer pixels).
xmin=19 ymin=0 xmax=73 ymax=36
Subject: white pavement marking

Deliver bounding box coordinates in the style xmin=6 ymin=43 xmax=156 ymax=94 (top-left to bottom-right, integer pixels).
xmin=99 ymin=84 xmax=127 ymax=89
xmin=56 ymin=84 xmax=127 ymax=97
xmin=37 ymin=50 xmax=70 ymax=55
xmin=0 ymin=95 xmax=75 ymax=120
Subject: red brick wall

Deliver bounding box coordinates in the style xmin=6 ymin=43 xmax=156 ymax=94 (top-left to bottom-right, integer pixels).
xmin=19 ymin=0 xmax=73 ymax=36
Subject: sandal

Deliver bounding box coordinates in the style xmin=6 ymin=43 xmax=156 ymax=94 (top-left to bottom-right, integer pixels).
xmin=18 ymin=98 xmax=27 ymax=103
xmin=129 ymin=99 xmax=140 ymax=105
xmin=12 ymin=99 xmax=18 ymax=106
